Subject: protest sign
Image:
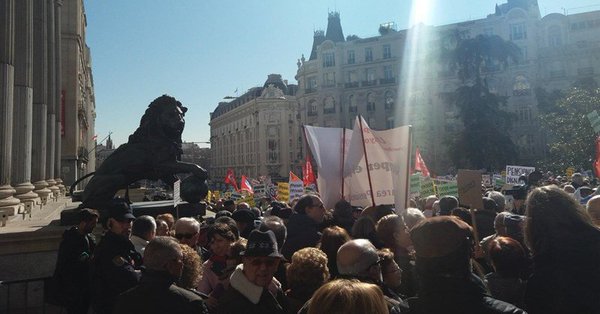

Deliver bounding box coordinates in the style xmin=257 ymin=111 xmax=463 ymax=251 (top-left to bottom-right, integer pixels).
xmin=277 ymin=182 xmax=289 ymax=203
xmin=173 ymin=180 xmax=181 ymax=207
xmin=482 ymin=174 xmax=491 ymax=187
xmin=458 ymin=169 xmax=483 ymax=210
xmin=505 ymin=165 xmax=535 ymax=185
xmin=289 ymin=172 xmax=304 ymax=202
xmin=420 ymin=176 xmax=436 ymax=197
xmin=410 ymin=173 xmax=421 ymax=197
xmin=436 ymin=179 xmax=458 ymax=198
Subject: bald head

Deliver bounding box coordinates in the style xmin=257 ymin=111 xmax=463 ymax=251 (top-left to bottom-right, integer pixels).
xmin=337 ymin=239 xmax=382 ymax=282
xmin=587 ymin=195 xmax=600 ymax=226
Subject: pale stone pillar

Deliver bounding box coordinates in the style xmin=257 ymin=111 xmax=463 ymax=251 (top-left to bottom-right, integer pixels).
xmin=54 ymin=0 xmax=64 ymax=195
xmin=0 ymin=0 xmax=22 ymax=217
xmin=32 ymin=0 xmax=51 ymax=205
xmin=46 ymin=0 xmax=58 ymax=200
xmin=12 ymin=0 xmax=39 ymax=215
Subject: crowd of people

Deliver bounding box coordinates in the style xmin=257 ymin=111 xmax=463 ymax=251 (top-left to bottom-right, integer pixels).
xmin=52 ymin=172 xmax=600 ymax=314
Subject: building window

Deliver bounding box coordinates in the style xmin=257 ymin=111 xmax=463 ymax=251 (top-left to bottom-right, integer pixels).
xmin=365 ymin=47 xmax=373 ymax=62
xmin=323 ymin=52 xmax=335 ymax=67
xmin=383 ymin=65 xmax=393 ymax=79
xmin=367 ymin=93 xmax=376 ymax=112
xmin=510 ymin=23 xmax=527 ymax=40
xmin=517 ymin=105 xmax=532 ymax=122
xmin=386 ymin=117 xmax=395 ymax=129
xmin=365 ymin=68 xmax=376 ymax=82
xmin=384 ymin=91 xmax=394 ymax=109
xmin=513 ymin=75 xmax=531 ymax=96
xmin=383 ymin=44 xmax=391 ymax=59
xmin=308 ymin=100 xmax=318 ymax=116
xmin=548 ymin=25 xmax=562 ymax=47
xmin=323 ymin=72 xmax=335 ymax=87
xmin=347 ymin=50 xmax=355 ymax=64
xmin=349 ymin=95 xmax=357 ymax=113
xmin=324 ymin=96 xmax=336 ymax=114
xmin=368 ymin=116 xmax=376 ymax=127
xmin=345 ymin=70 xmax=358 ymax=88
xmin=306 ymin=76 xmax=317 ymax=93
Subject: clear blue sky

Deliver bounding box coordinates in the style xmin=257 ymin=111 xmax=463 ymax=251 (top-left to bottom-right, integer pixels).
xmin=84 ymin=0 xmax=600 ymax=147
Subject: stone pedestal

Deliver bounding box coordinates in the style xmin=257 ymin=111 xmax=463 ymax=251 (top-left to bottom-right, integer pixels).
xmin=33 ymin=181 xmax=51 ymax=206
xmin=0 ymin=185 xmax=21 ymax=217
xmin=55 ymin=177 xmax=65 ymax=195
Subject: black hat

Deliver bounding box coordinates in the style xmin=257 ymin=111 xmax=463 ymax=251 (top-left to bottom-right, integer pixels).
xmin=241 ymin=230 xmax=283 ymax=258
xmin=107 ymin=199 xmax=135 ymax=221
xmin=232 ymin=208 xmax=256 ymax=223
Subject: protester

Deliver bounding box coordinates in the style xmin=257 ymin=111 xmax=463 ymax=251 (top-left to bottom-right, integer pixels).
xmin=178 ymin=243 xmax=204 ymax=290
xmin=223 ymin=199 xmax=236 ymax=213
xmin=215 ymin=230 xmax=287 ymax=313
xmin=376 ymin=214 xmax=416 ymax=297
xmin=351 ymin=216 xmax=381 ymax=248
xmin=318 ymin=225 xmax=351 ymax=278
xmin=378 ymin=248 xmax=403 ymax=296
xmin=90 ymin=200 xmax=141 ymax=314
xmin=333 ymin=199 xmax=355 ymax=233
xmin=336 ymin=239 xmax=408 ymax=313
xmin=486 ymin=191 xmax=506 ymax=212
xmin=308 ymin=279 xmax=389 ymax=314
xmin=156 ymin=213 xmax=175 ymax=234
xmin=52 ymin=208 xmax=98 ymax=314
xmin=232 ymin=208 xmax=257 ymax=238
xmin=285 ymin=247 xmax=330 ymax=314
xmin=197 ymin=222 xmax=240 ymax=304
xmin=174 ymin=217 xmax=201 ymax=248
xmin=259 ymin=216 xmax=289 ymax=289
xmin=114 ymin=237 xmax=208 ymax=314
xmin=524 ymin=185 xmax=600 ymax=314
xmin=282 ymin=194 xmax=325 ymax=260
xmin=421 ymin=195 xmax=438 ymax=218
xmin=404 ymin=207 xmax=425 ymax=230
xmin=408 ymin=216 xmax=526 ymax=313
xmin=155 ymin=219 xmax=170 ymax=236
xmin=586 ymin=194 xmax=600 ymax=226
xmin=438 ymin=195 xmax=458 ymax=216
xmin=474 ymin=197 xmax=498 ymax=240
xmin=484 ymin=237 xmax=527 ymax=307
xmin=130 ymin=215 xmax=156 ymax=255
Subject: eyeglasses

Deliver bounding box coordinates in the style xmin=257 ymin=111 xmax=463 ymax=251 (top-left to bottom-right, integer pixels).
xmin=367 ymin=257 xmax=383 ymax=270
xmin=249 ymin=258 xmax=278 ymax=267
xmin=175 ymin=232 xmax=198 ymax=240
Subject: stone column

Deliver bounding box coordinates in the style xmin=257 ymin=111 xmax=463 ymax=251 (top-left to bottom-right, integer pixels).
xmin=12 ymin=0 xmax=39 ymax=215
xmin=0 ymin=0 xmax=21 ymax=217
xmin=54 ymin=0 xmax=64 ymax=195
xmin=32 ymin=0 xmax=51 ymax=205
xmin=46 ymin=0 xmax=58 ymax=200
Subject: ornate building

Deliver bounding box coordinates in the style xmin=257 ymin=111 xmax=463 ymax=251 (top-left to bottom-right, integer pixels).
xmin=0 ymin=0 xmax=95 ymax=219
xmin=210 ymin=74 xmax=301 ymax=183
xmin=295 ymin=2 xmax=600 ymax=173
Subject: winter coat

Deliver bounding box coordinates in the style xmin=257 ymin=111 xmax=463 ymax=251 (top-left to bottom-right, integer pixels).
xmin=281 ymin=213 xmax=321 ymax=260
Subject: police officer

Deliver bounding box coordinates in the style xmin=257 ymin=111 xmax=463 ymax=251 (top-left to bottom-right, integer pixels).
xmin=90 ymin=199 xmax=141 ymax=314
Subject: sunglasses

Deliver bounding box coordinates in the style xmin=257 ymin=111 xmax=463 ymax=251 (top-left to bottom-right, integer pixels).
xmin=175 ymin=232 xmax=198 ymax=240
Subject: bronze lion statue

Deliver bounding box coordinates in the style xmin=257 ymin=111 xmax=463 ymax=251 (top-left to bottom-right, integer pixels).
xmin=72 ymin=95 xmax=208 ymax=210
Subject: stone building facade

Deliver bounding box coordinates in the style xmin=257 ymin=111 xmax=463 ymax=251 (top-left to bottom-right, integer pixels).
xmin=0 ymin=0 xmax=95 ymax=219
xmin=210 ymin=74 xmax=301 ymax=183
xmin=295 ymin=1 xmax=600 ymax=173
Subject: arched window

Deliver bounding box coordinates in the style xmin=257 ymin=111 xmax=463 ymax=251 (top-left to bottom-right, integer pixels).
xmin=308 ymin=99 xmax=317 ymax=116
xmin=513 ymin=75 xmax=531 ymax=96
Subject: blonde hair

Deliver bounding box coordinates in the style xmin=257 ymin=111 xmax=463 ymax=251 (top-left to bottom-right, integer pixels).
xmin=179 ymin=243 xmax=202 ymax=289
xmin=308 ymin=279 xmax=389 ymax=314
xmin=287 ymin=248 xmax=329 ymax=297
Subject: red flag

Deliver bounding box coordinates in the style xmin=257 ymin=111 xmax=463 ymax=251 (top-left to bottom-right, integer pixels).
xmin=224 ymin=168 xmax=239 ymax=191
xmin=303 ymin=158 xmax=316 ymax=187
xmin=594 ymin=136 xmax=600 ymax=178
xmin=414 ymin=147 xmax=431 ymax=177
xmin=240 ymin=175 xmax=254 ymax=194
xmin=289 ymin=171 xmax=302 ymax=182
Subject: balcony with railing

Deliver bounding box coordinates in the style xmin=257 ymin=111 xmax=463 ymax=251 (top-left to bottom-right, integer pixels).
xmin=361 ymin=80 xmax=377 ymax=87
xmin=344 ymin=82 xmax=359 ymax=89
xmin=379 ymin=77 xmax=396 ymax=85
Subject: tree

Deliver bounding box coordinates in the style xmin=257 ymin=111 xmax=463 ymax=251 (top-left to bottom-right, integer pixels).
xmin=538 ymin=80 xmax=600 ymax=172
xmin=439 ymin=33 xmax=521 ymax=170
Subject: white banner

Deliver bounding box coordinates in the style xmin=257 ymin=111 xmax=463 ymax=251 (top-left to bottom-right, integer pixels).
xmin=289 ymin=179 xmax=304 ymax=203
xmin=305 ymin=117 xmax=411 ymax=211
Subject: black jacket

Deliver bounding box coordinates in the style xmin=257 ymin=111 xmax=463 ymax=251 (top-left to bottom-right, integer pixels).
xmin=407 ymin=273 xmax=527 ymax=314
xmin=90 ymin=231 xmax=141 ymax=314
xmin=114 ymin=270 xmax=208 ymax=314
xmin=281 ymin=213 xmax=321 ymax=260
xmin=52 ymin=227 xmax=95 ymax=310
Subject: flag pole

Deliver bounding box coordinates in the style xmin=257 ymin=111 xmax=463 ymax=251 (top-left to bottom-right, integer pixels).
xmin=358 ymin=116 xmax=376 ymax=207
xmin=404 ymin=126 xmax=413 ymax=209
xmin=341 ymin=127 xmax=346 ymax=198
xmin=302 ymin=125 xmax=316 ymax=191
